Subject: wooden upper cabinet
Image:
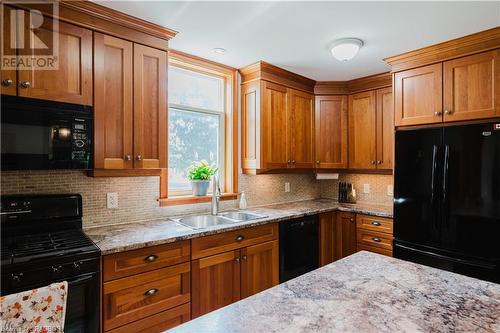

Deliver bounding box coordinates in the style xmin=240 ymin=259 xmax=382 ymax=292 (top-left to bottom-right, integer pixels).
xmin=314 ymin=95 xmax=348 ymax=169
xmin=444 ymin=50 xmax=500 ymax=122
xmin=394 ymin=63 xmax=443 ymax=126
xmin=240 ymin=240 xmax=278 ymax=299
xmin=1 ymin=6 xmax=17 ymax=96
xmin=17 ymin=13 xmax=93 ymax=105
xmin=376 ymin=87 xmax=393 ymax=170
xmin=287 ymin=89 xmax=314 ymax=168
xmin=260 ymin=81 xmax=289 ymax=169
xmin=241 ymin=81 xmax=260 ymax=171
xmin=191 ymin=250 xmax=241 ymax=318
xmin=349 ymin=90 xmax=376 ymax=169
xmin=133 ymin=44 xmax=167 ymax=169
xmin=94 ymin=33 xmax=133 ymax=170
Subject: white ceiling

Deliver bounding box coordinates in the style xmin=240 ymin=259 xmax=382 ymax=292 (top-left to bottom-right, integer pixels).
xmin=96 ymin=1 xmax=500 ymax=81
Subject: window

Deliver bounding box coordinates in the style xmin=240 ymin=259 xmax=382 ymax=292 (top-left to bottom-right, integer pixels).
xmin=162 ymin=51 xmax=237 ymax=204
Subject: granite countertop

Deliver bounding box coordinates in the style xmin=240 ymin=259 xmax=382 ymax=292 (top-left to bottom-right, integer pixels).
xmin=85 ymin=199 xmax=392 ymax=255
xmin=168 ymin=251 xmax=500 ymax=333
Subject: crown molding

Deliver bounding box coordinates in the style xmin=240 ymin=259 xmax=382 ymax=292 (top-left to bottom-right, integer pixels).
xmin=314 ymin=72 xmax=391 ymax=95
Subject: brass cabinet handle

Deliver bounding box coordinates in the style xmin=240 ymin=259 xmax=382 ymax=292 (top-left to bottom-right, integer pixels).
xmin=371 ymin=221 xmax=381 ymax=226
xmin=372 ymin=237 xmax=381 ymax=242
xmin=2 ymin=79 xmax=13 ymax=86
xmin=242 ymin=255 xmax=247 ymax=261
xmin=144 ymin=288 xmax=159 ymax=297
xmin=434 ymin=111 xmax=442 ymax=116
xmin=236 ymin=235 xmax=244 ymax=241
xmin=136 ymin=154 xmax=142 ymax=161
xmin=144 ymin=254 xmax=158 ymax=263
xmin=19 ymin=81 xmax=31 ymax=88
xmin=125 ymin=155 xmax=132 ymax=161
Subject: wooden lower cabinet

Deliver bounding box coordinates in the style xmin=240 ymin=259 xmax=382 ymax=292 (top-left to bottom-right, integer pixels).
xmin=338 ymin=212 xmax=357 ymax=258
xmin=319 ymin=211 xmax=357 ymax=266
xmin=106 ymin=303 xmax=190 ymax=333
xmin=356 ymin=214 xmax=394 ymax=257
xmin=241 ymin=240 xmax=279 ymax=299
xmin=191 ymin=250 xmax=241 ymax=318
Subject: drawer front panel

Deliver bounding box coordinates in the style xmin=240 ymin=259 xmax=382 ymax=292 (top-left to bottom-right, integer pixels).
xmin=356 ymin=214 xmax=393 ymax=234
xmin=192 ymin=223 xmax=278 ymax=259
xmin=356 ymin=229 xmax=393 ymax=251
xmin=103 ymin=241 xmax=190 ymax=281
xmin=357 ymin=243 xmax=393 ymax=257
xmin=103 ymin=262 xmax=190 ymax=331
xmin=106 ymin=303 xmax=190 ymax=333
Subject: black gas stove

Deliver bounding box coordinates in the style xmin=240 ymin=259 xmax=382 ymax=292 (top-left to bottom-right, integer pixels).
xmin=1 ymin=194 xmax=101 ymax=333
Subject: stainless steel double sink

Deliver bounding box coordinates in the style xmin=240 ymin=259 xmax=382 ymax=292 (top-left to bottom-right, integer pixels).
xmin=171 ymin=211 xmax=267 ymax=229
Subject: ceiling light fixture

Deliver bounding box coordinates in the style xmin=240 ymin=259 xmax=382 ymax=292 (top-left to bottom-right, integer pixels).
xmin=213 ymin=47 xmax=226 ymax=54
xmin=330 ymin=38 xmax=363 ymax=62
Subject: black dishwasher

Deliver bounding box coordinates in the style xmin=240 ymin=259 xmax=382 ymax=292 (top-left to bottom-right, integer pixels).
xmin=279 ymin=216 xmax=319 ymax=282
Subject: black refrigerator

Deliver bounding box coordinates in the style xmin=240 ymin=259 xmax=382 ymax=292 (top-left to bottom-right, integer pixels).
xmin=394 ymin=121 xmax=500 ymax=283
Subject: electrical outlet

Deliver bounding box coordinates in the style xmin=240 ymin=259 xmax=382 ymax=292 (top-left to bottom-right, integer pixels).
xmin=284 ymin=182 xmax=291 ymax=193
xmin=107 ymin=192 xmax=118 ymax=209
xmin=363 ymin=184 xmax=370 ymax=194
xmin=387 ymin=185 xmax=394 ymax=196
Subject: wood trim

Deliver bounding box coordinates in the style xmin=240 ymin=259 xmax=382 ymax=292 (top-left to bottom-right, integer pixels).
xmin=384 ymin=27 xmax=500 ymax=72
xmin=239 ymin=61 xmax=315 ymax=94
xmin=169 ymin=49 xmax=236 ymax=75
xmin=314 ymin=72 xmax=391 ymax=95
xmin=315 ymin=168 xmax=393 ymax=175
xmin=159 ymin=193 xmax=239 ymax=206
xmin=11 ymin=1 xmax=175 ymax=51
xmin=88 ymin=169 xmax=162 ymax=177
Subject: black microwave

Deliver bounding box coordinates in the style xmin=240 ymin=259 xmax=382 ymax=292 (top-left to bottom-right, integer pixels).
xmin=1 ymin=95 xmax=93 ymax=170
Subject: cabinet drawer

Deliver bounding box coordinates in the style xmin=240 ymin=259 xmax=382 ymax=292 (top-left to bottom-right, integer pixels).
xmin=356 ymin=229 xmax=393 ymax=251
xmin=356 ymin=214 xmax=393 ymax=235
xmin=192 ymin=223 xmax=278 ymax=259
xmin=103 ymin=241 xmax=190 ymax=281
xmin=357 ymin=243 xmax=392 ymax=257
xmin=103 ymin=262 xmax=190 ymax=331
xmin=106 ymin=303 xmax=190 ymax=333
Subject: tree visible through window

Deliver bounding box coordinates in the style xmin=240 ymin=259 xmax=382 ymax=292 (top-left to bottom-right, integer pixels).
xmin=168 ymin=66 xmax=225 ymax=194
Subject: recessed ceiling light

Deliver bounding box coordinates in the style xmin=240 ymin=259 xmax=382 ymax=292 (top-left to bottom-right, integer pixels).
xmin=213 ymin=48 xmax=226 ymax=54
xmin=330 ymin=38 xmax=364 ymax=62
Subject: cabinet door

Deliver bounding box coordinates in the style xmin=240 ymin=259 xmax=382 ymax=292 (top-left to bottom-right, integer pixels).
xmin=349 ymin=91 xmax=376 ymax=169
xmin=394 ymin=63 xmax=443 ymax=126
xmin=94 ymin=33 xmax=133 ymax=170
xmin=288 ymin=89 xmax=314 ymax=168
xmin=338 ymin=212 xmax=357 ymax=258
xmin=319 ymin=212 xmax=336 ymax=266
xmin=241 ymin=240 xmax=279 ymax=299
xmin=191 ymin=250 xmax=240 ymax=318
xmin=444 ymin=50 xmax=500 ymax=122
xmin=133 ymin=44 xmax=167 ymax=169
xmin=315 ymin=96 xmax=348 ymax=169
xmin=261 ymin=81 xmax=289 ymax=169
xmin=1 ymin=6 xmax=17 ymax=96
xmin=17 ymin=13 xmax=92 ymax=105
xmin=241 ymin=81 xmax=261 ymax=171
xmin=376 ymin=87 xmax=394 ymax=170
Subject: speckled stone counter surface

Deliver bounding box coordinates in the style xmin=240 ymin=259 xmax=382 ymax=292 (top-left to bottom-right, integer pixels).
xmin=168 ymin=251 xmax=500 ymax=333
xmin=84 ymin=199 xmax=392 ymax=255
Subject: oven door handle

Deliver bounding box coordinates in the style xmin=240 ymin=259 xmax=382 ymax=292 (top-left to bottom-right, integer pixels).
xmin=66 ymin=273 xmax=96 ymax=285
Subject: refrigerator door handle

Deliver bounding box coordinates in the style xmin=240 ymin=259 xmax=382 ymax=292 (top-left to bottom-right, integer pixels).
xmin=442 ymin=144 xmax=450 ymax=226
xmin=430 ymin=145 xmax=438 ymax=203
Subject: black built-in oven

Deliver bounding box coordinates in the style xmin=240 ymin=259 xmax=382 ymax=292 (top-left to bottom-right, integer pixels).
xmin=1 ymin=95 xmax=92 ymax=170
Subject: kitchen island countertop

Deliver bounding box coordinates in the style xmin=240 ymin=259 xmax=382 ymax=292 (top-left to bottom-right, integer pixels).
xmin=168 ymin=251 xmax=500 ymax=333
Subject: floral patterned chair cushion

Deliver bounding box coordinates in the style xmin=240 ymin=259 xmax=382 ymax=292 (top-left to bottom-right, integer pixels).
xmin=1 ymin=281 xmax=68 ymax=333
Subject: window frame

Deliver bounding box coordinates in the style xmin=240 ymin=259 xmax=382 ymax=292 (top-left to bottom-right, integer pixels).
xmin=159 ymin=50 xmax=238 ymax=206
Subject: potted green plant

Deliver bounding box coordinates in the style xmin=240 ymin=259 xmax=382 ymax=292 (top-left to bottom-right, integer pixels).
xmin=187 ymin=160 xmax=218 ymax=196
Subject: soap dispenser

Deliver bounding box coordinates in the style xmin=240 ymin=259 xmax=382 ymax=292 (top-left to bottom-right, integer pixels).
xmin=239 ymin=191 xmax=247 ymax=210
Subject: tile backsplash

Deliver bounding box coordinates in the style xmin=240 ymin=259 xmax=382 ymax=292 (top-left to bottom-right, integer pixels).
xmin=0 ymin=171 xmax=320 ymax=228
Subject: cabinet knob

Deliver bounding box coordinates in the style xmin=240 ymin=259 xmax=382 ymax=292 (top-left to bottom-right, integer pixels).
xmin=371 ymin=221 xmax=381 ymax=226
xmin=236 ymin=235 xmax=244 ymax=242
xmin=434 ymin=111 xmax=442 ymax=116
xmin=125 ymin=154 xmax=132 ymax=161
xmin=144 ymin=254 xmax=158 ymax=263
xmin=20 ymin=80 xmax=31 ymax=88
xmin=444 ymin=109 xmax=453 ymax=115
xmin=372 ymin=237 xmax=382 ymax=242
xmin=235 ymin=257 xmax=240 ymax=262
xmin=144 ymin=288 xmax=159 ymax=297
xmin=291 ymin=160 xmax=296 ymax=164
xmin=136 ymin=154 xmax=142 ymax=161
xmin=377 ymin=160 xmax=382 ymax=164
xmin=370 ymin=160 xmax=376 ymax=165
xmin=350 ymin=218 xmax=355 ymax=223
xmin=316 ymin=160 xmax=320 ymax=164
xmin=242 ymin=255 xmax=247 ymax=261
xmin=2 ymin=79 xmax=13 ymax=86
xmin=287 ymin=160 xmax=291 ymax=164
